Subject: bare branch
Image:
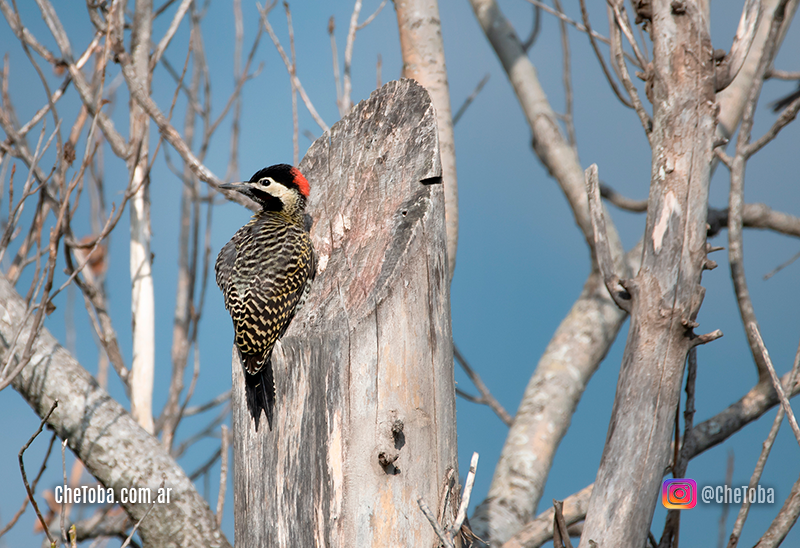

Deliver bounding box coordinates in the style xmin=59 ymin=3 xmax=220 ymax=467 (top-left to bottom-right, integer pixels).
xmin=552 ymin=499 xmax=574 ymax=548
xmin=753 ymin=472 xmax=800 ymax=547
xmin=258 ymin=2 xmax=329 ymax=132
xmin=452 ymin=73 xmax=490 ymax=126
xmin=552 ymin=0 xmax=576 ymax=148
xmin=453 ymin=344 xmax=513 ymax=426
xmin=586 ymin=164 xmax=632 ymax=312
xmin=395 ymin=0 xmax=459 ymax=277
xmin=342 ymin=0 xmax=362 ymax=114
xmin=522 ymin=0 xmax=640 ymax=66
xmin=747 ymin=92 xmax=800 ymax=156
xmin=599 ymin=182 xmax=647 ymax=212
xmin=767 ymin=69 xmax=800 ymax=80
xmin=18 ymin=400 xmax=58 ymax=546
xmin=451 ymin=452 xmax=479 ymax=538
xmin=718 ymin=452 xmax=735 ymax=548
xmin=418 ymin=496 xmax=454 ymax=548
xmin=502 ymin=485 xmax=592 ymax=548
xmin=150 ymin=0 xmax=192 ymax=69
xmin=749 ymin=324 xmax=800 ymax=447
xmin=521 ymin=4 xmax=541 ymax=52
xmin=608 ymin=0 xmax=653 ymax=137
xmin=728 ymin=333 xmax=800 ymax=548
xmin=707 ymin=202 xmax=800 ymax=239
xmin=285 ymin=1 xmax=299 ymax=166
xmin=715 ymin=0 xmax=762 ymax=92
xmin=578 ymin=0 xmax=634 ymax=109
xmin=357 ymin=0 xmax=388 ymax=30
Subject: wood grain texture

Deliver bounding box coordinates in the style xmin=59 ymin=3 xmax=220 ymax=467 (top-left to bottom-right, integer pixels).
xmin=2 ymin=277 xmax=230 ymax=548
xmin=232 ymin=79 xmax=457 ymax=548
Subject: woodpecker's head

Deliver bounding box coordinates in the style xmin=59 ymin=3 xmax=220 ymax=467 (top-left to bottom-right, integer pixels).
xmin=220 ymin=164 xmax=310 ymax=214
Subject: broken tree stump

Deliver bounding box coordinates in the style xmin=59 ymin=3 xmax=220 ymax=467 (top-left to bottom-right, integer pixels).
xmin=232 ymin=79 xmax=458 ymax=547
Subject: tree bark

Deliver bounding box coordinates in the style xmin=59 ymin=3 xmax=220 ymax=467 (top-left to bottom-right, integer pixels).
xmin=231 ymin=79 xmax=457 ymax=548
xmin=580 ymin=2 xmax=716 ymax=546
xmin=2 ymin=277 xmax=229 ymax=548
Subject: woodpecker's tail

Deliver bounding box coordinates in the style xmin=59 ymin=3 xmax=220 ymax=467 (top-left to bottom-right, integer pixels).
xmin=244 ymin=359 xmax=274 ymax=431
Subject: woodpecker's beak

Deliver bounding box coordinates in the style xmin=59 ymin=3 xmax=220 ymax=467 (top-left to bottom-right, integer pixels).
xmin=219 ymin=182 xmax=255 ymax=200
xmin=219 ymin=182 xmax=245 ymax=191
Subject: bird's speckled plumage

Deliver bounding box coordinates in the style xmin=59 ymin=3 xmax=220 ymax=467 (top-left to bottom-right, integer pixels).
xmin=215 ymin=164 xmax=315 ymax=430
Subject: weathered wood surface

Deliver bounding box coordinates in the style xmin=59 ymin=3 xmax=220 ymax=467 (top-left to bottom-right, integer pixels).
xmin=2 ymin=277 xmax=230 ymax=548
xmin=232 ymin=79 xmax=457 ymax=547
xmin=580 ymin=2 xmax=717 ymax=547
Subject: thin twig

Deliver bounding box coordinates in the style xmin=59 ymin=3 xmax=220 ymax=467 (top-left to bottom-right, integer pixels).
xmin=453 ymin=344 xmax=513 ymax=426
xmin=746 ymin=93 xmax=800 ymax=157
xmin=608 ymin=1 xmax=652 ymax=136
xmin=150 ymin=0 xmax=193 ymax=70
xmin=578 ymin=0 xmax=633 ymax=109
xmin=600 ymin=182 xmax=647 ymax=212
xmin=727 ymin=332 xmax=800 ymax=548
xmin=19 ymin=400 xmax=59 ymax=547
xmin=357 ymin=0 xmax=388 ymax=30
xmin=749 ymin=324 xmax=800 ymax=447
xmin=452 ymin=73 xmax=490 ymax=126
xmin=552 ymin=0 xmax=576 ymax=149
xmin=183 ymin=390 xmax=231 ymax=417
xmin=328 ymin=16 xmax=343 ymax=116
xmin=258 ymin=2 xmax=329 ymax=132
xmin=119 ymin=491 xmax=158 ymax=548
xmin=553 ymin=499 xmax=574 ymax=548
xmin=763 ymin=248 xmax=800 ymax=280
xmin=521 ymin=4 xmax=541 ymax=51
xmin=417 ymin=496 xmax=454 ymax=548
xmin=60 ymin=438 xmax=69 ymax=546
xmin=521 ymin=0 xmax=639 ymax=67
xmin=0 ymin=431 xmax=56 ymax=539
xmin=607 ymin=0 xmax=648 ymax=72
xmin=284 ymin=2 xmax=299 ymax=166
xmin=341 ymin=0 xmax=362 ymax=114
xmin=718 ymin=451 xmax=734 ymax=548
xmin=451 ymin=452 xmax=479 ymax=537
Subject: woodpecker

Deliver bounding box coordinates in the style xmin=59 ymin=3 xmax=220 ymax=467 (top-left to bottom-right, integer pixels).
xmin=215 ymin=164 xmax=316 ymax=430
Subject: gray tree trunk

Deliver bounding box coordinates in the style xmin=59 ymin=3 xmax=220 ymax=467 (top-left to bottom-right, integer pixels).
xmin=580 ymin=2 xmax=717 ymax=546
xmin=232 ymin=79 xmax=458 ymax=547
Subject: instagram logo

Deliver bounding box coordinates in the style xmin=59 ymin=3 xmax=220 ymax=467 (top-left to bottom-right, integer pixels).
xmin=662 ymin=479 xmax=697 ymax=509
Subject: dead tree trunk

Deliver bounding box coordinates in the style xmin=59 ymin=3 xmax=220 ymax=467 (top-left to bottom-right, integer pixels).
xmin=232 ymin=79 xmax=458 ymax=547
xmin=580 ymin=2 xmax=717 ymax=547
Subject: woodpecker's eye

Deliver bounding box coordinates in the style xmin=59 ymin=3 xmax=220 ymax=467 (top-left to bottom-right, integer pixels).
xmin=258 ymin=177 xmax=272 ymax=187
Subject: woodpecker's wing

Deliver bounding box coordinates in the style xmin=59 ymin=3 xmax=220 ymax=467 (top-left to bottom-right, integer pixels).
xmin=216 ymin=219 xmax=315 ymax=372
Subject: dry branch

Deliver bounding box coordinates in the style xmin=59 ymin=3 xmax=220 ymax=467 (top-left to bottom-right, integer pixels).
xmin=714 ymin=0 xmax=762 ymax=92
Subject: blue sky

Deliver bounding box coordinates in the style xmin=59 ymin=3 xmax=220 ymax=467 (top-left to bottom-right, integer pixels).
xmin=1 ymin=1 xmax=799 ymax=547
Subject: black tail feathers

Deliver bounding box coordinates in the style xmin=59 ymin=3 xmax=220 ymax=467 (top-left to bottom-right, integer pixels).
xmin=244 ymin=361 xmax=275 ymax=431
